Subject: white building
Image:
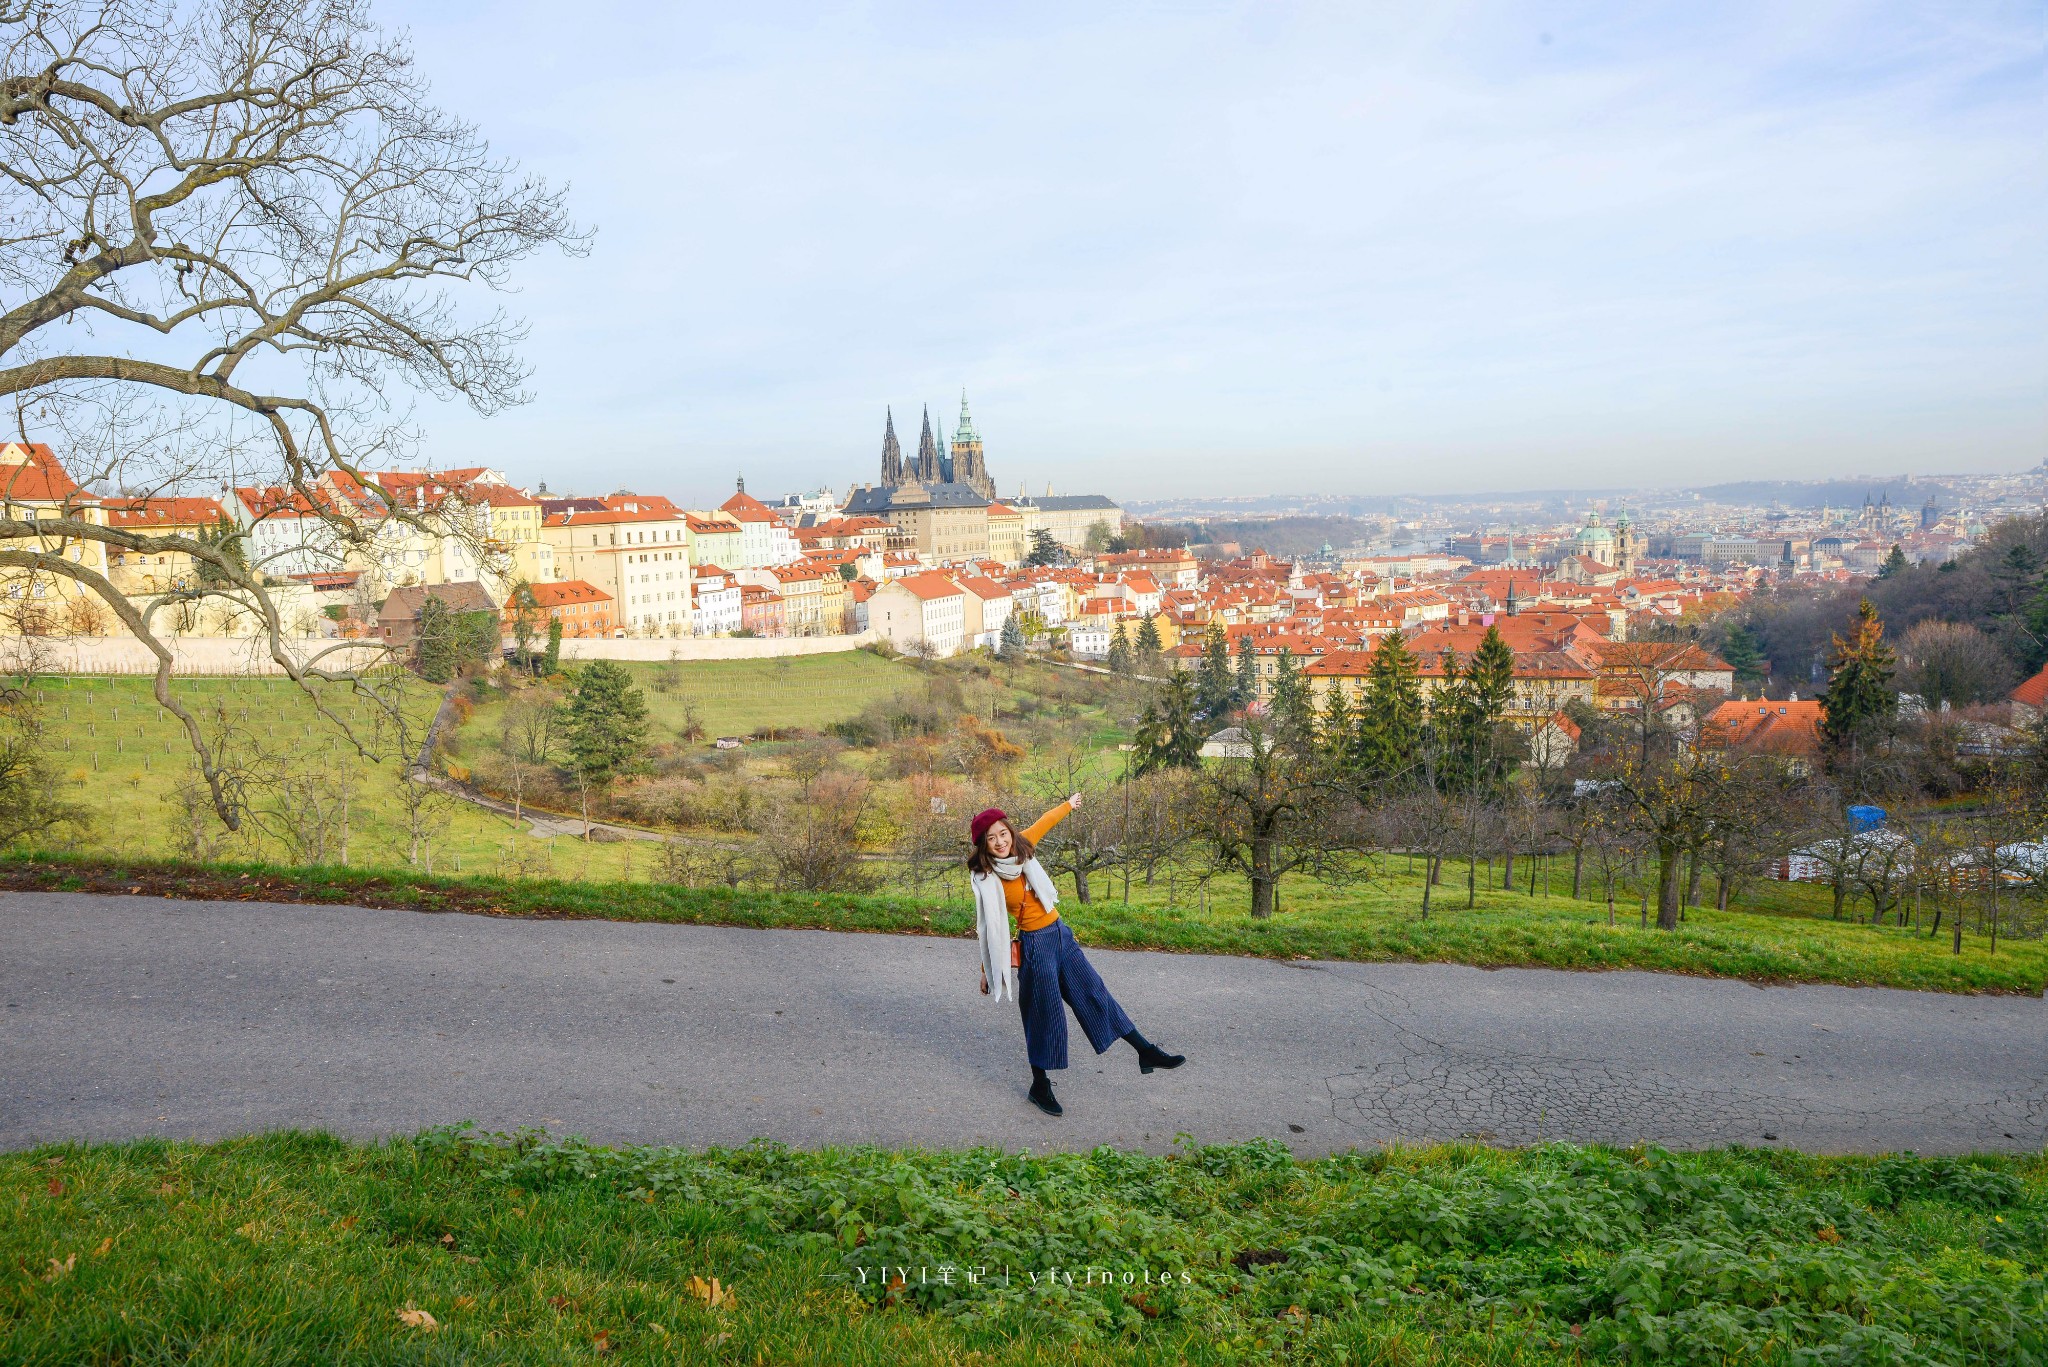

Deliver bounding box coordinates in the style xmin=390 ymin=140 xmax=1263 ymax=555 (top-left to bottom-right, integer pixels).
xmin=690 ymin=564 xmax=743 ymax=636
xmin=869 ymin=571 xmax=966 ymax=657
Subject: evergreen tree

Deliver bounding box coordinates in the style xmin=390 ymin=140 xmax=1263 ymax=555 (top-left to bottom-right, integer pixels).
xmin=1269 ymin=648 xmax=1317 ymax=756
xmin=1423 ymin=648 xmax=1473 ymax=792
xmin=1819 ymin=598 xmax=1897 ymax=755
xmin=1134 ymin=671 xmax=1203 ymax=774
xmin=1355 ymin=631 xmax=1425 ymax=785
xmin=1194 ymin=624 xmax=1234 ymax=717
xmin=542 ymin=616 xmax=563 ymax=674
xmin=193 ymin=514 xmax=249 ymax=588
xmin=1718 ymin=622 xmax=1767 ymax=691
xmin=999 ymin=612 xmax=1025 ymax=660
xmin=1466 ymin=625 xmax=1517 ymax=723
xmin=1025 ymin=528 xmax=1062 ymax=566
xmin=1877 ymin=544 xmax=1909 ymax=578
xmin=1233 ymin=633 xmax=1259 ymax=710
xmin=1135 ymin=615 xmax=1162 ymax=657
xmin=414 ymin=595 xmax=456 ymax=684
xmin=509 ymin=582 xmax=542 ymax=671
xmin=1106 ymin=621 xmax=1132 ymax=674
xmin=1319 ymin=678 xmax=1354 ymax=769
xmin=562 ymin=659 xmax=650 ymax=786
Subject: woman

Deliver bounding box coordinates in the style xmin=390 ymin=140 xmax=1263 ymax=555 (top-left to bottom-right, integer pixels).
xmin=969 ymin=794 xmax=1184 ymax=1116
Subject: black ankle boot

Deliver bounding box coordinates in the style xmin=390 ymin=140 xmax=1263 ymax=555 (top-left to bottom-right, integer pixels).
xmin=1028 ymin=1072 xmax=1062 ymax=1116
xmin=1123 ymin=1028 xmax=1185 ymax=1074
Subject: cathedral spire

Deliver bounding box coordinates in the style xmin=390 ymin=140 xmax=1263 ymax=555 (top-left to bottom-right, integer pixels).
xmin=880 ymin=407 xmax=902 ymax=486
xmin=916 ymin=405 xmax=940 ymax=482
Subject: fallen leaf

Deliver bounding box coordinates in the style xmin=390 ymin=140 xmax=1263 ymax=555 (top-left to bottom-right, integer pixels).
xmin=396 ymin=1307 xmax=438 ymax=1331
xmin=453 ymin=1295 xmax=477 ymax=1311
xmin=46 ymin=1178 xmax=62 ymax=1196
xmin=440 ymin=1232 xmax=456 ymax=1247
xmin=1816 ymin=1225 xmax=1840 ymax=1244
xmin=707 ymin=1332 xmax=731 ymax=1347
xmin=649 ymin=1323 xmax=667 ymax=1336
xmin=334 ymin=1215 xmax=358 ymax=1231
xmin=46 ymin=1254 xmax=76 ymax=1280
xmin=687 ymin=1275 xmax=736 ymax=1311
xmin=93 ymin=1237 xmax=113 ymax=1257
xmin=548 ymin=1295 xmax=576 ymax=1311
xmin=591 ymin=1329 xmax=613 ymax=1353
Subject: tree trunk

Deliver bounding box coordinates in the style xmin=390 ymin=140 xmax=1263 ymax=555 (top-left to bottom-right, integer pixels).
xmin=1250 ymin=838 xmax=1274 ymax=919
xmin=1421 ymin=856 xmax=1435 ymax=919
xmin=1502 ymin=849 xmax=1514 ymax=891
xmin=1716 ymin=874 xmax=1730 ymax=911
xmin=1074 ymin=867 xmax=1091 ymax=904
xmin=1571 ymin=849 xmax=1583 ymax=900
xmin=1656 ymin=842 xmax=1682 ymax=931
xmin=1684 ymin=850 xmax=1703 ymax=909
xmin=1604 ymin=869 xmax=1615 ymax=927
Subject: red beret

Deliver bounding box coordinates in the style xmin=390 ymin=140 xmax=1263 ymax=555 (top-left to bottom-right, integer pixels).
xmin=969 ymin=808 xmax=1008 ymax=846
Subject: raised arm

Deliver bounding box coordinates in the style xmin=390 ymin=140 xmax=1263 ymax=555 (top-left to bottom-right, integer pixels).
xmin=1022 ymin=794 xmax=1080 ymax=845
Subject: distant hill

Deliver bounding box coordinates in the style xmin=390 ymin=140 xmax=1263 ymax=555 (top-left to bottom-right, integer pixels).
xmin=1690 ymin=478 xmax=1957 ymax=510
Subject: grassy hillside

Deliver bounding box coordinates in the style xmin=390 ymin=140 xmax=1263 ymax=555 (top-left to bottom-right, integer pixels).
xmin=22 ymin=673 xmax=643 ymax=883
xmin=6 ymin=1130 xmax=2042 ymax=1364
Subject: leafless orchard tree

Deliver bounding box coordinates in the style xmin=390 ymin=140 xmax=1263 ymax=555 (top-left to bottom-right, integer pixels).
xmin=0 ymin=0 xmax=586 ymax=826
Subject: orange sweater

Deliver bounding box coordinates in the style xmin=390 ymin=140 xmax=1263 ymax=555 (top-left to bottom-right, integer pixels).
xmin=1002 ymin=800 xmax=1071 ymax=934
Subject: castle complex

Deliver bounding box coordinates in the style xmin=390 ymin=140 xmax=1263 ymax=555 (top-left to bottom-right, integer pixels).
xmin=875 ymin=392 xmax=995 ymax=499
xmin=841 ymin=391 xmax=1120 ymax=560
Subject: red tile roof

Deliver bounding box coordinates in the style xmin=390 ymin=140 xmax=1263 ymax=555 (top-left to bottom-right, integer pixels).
xmin=0 ymin=442 xmax=84 ymax=503
xmin=2012 ymin=663 xmax=2048 ymax=711
xmin=102 ymin=496 xmax=227 ymax=528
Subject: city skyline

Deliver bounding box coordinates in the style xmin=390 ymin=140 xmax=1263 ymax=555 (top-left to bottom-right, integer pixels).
xmin=398 ymin=0 xmax=2041 ymax=503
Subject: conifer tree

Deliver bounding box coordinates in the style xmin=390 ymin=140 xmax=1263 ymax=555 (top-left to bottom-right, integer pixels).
xmin=1877 ymin=544 xmax=1909 ymax=578
xmin=1194 ymin=624 xmax=1234 ymax=717
xmin=1106 ymin=621 xmax=1132 ymax=674
xmin=1319 ymin=677 xmax=1354 ymax=769
xmin=543 ymin=617 xmax=563 ymax=674
xmin=1819 ymin=598 xmax=1897 ymax=755
xmin=1134 ymin=671 xmax=1203 ymax=774
xmin=1233 ymin=633 xmax=1259 ymax=709
xmin=1135 ymin=615 xmax=1163 ymax=658
xmin=414 ymin=595 xmax=456 ymax=684
xmin=563 ymin=659 xmax=650 ymax=787
xmin=1356 ymin=631 xmax=1426 ymax=786
xmin=1270 ymin=648 xmax=1317 ymax=756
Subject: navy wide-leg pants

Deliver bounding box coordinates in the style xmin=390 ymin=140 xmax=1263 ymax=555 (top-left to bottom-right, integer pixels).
xmin=1017 ymin=918 xmax=1135 ymax=1070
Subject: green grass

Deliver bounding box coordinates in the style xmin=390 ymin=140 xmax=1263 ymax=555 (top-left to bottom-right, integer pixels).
xmin=596 ymin=650 xmax=921 ymax=740
xmin=25 ymin=674 xmax=645 ymax=882
xmin=5 ymin=1130 xmax=2042 ymax=1364
xmin=8 ymin=848 xmax=2042 ymax=995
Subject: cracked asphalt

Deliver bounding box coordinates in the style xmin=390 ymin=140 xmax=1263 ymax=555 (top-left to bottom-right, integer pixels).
xmin=4 ymin=891 xmax=2043 ymax=1155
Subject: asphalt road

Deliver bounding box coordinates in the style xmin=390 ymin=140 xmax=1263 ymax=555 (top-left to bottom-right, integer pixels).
xmin=4 ymin=891 xmax=2043 ymax=1155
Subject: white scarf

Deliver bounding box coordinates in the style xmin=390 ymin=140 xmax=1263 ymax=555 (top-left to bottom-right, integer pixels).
xmin=990 ymin=855 xmax=1024 ymax=882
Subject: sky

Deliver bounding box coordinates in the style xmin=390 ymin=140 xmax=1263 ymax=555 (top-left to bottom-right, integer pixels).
xmin=396 ymin=0 xmax=2046 ymax=504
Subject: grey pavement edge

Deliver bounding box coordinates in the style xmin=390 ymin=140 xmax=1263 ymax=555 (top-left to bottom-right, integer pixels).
xmin=3 ymin=891 xmax=2043 ymax=1155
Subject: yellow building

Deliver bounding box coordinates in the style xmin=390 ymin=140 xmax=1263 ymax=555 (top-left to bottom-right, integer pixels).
xmin=0 ymin=441 xmax=114 ymax=634
xmin=102 ymin=496 xmax=229 ymax=593
xmin=986 ymin=501 xmax=1027 ymax=566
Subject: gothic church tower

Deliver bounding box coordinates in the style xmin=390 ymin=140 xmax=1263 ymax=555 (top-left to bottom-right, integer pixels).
xmin=879 ymin=408 xmax=903 ymax=486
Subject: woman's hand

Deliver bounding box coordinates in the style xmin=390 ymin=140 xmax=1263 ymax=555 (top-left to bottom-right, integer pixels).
xmin=1068 ymin=791 xmax=1083 ymax=810
xmin=980 ymin=967 xmax=990 ymax=995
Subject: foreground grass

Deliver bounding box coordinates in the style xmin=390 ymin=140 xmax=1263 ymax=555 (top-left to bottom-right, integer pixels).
xmin=4 ymin=1130 xmax=2042 ymax=1365
xmin=7 ymin=848 xmax=2042 ymax=995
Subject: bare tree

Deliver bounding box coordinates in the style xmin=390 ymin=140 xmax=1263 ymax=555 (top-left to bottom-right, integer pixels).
xmin=1187 ymin=719 xmax=1368 ymax=918
xmin=0 ymin=0 xmax=585 ymax=825
xmin=1022 ymin=751 xmax=1121 ymax=903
